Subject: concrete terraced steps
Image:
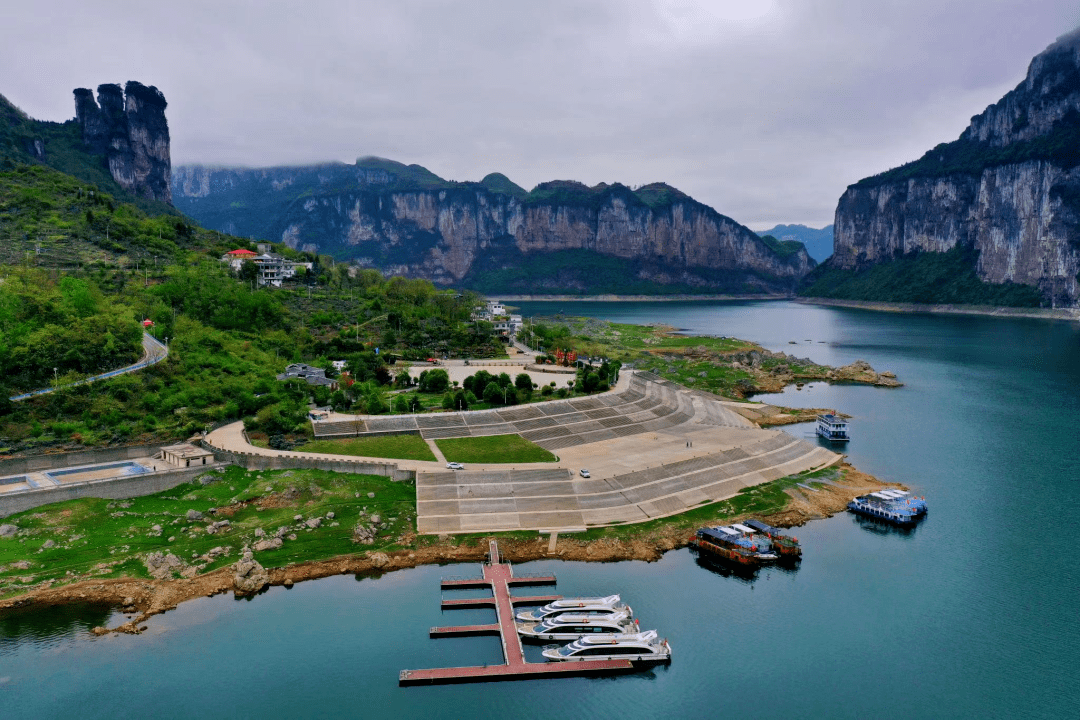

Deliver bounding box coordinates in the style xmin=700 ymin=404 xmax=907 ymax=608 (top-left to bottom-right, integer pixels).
xmin=415 ymin=433 xmax=838 ymax=534
xmin=311 ymin=371 xmax=752 ymax=449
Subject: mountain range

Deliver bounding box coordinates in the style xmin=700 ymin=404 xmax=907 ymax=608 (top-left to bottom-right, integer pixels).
xmin=172 ymin=159 xmax=814 ymax=295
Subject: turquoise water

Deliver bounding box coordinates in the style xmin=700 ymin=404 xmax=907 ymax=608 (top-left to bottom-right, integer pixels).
xmin=3 ymin=301 xmax=1079 ymax=718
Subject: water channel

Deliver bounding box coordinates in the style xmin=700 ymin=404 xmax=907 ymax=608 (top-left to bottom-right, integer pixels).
xmin=3 ymin=300 xmax=1078 ymax=718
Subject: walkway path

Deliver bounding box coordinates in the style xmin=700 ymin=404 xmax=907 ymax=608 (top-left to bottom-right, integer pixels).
xmin=9 ymin=333 xmax=168 ymax=402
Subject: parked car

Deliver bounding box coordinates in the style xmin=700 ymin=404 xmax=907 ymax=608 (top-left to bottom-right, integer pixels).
xmin=447 ymin=462 xmax=465 ymax=470
xmin=579 ymin=469 xmax=590 ymax=478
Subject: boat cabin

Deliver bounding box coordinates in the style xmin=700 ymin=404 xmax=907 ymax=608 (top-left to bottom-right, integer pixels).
xmin=816 ymin=413 xmax=849 ymax=441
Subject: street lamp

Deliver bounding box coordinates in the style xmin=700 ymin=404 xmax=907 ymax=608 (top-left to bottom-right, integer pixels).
xmin=53 ymin=367 xmax=58 ymax=383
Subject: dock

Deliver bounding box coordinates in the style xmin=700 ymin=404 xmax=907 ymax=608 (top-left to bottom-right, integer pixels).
xmin=399 ymin=540 xmax=637 ymax=685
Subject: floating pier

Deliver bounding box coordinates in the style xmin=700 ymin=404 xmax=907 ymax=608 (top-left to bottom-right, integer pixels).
xmin=399 ymin=540 xmax=637 ymax=685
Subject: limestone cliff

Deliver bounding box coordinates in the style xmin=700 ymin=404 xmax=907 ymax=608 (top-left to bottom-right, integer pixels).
xmin=173 ymin=160 xmax=813 ymax=294
xmin=830 ymin=29 xmax=1080 ymax=307
xmin=74 ymin=82 xmax=171 ymax=203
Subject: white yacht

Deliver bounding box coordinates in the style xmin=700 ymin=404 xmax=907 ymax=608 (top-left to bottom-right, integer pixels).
xmin=515 ymin=595 xmax=631 ymax=623
xmin=541 ymin=630 xmax=672 ymax=663
xmin=517 ymin=611 xmax=635 ymax=641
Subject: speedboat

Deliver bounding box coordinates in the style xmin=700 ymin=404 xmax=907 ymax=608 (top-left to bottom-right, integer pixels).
xmin=517 ymin=611 xmax=635 ymax=641
xmin=541 ymin=630 xmax=672 ymax=663
xmin=515 ymin=595 xmax=631 ymax=623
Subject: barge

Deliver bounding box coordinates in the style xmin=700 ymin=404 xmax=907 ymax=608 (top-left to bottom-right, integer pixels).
xmin=689 ymin=524 xmax=779 ymax=566
xmin=743 ymin=518 xmax=802 ymax=559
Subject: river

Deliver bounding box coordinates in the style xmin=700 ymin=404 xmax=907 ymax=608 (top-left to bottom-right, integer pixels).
xmin=3 ymin=300 xmax=1078 ymax=718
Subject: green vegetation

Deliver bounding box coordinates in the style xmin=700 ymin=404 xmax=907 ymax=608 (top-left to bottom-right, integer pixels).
xmin=295 ymin=435 xmax=437 ymax=462
xmin=463 ymin=248 xmax=776 ymax=296
xmin=800 ymin=246 xmax=1043 ymax=307
xmin=0 ymin=94 xmax=175 ymax=217
xmin=854 ymin=109 xmax=1080 ymax=188
xmin=758 ymin=234 xmax=806 ymax=258
xmin=0 ymin=269 xmax=143 ymax=392
xmin=479 ymin=172 xmax=527 ymax=200
xmin=0 ymin=466 xmax=417 ymax=599
xmin=435 ymin=434 xmax=558 ymax=464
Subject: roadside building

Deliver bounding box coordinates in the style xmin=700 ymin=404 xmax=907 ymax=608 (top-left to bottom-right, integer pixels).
xmin=159 ymin=443 xmax=215 ymax=468
xmin=277 ymin=363 xmax=338 ymax=388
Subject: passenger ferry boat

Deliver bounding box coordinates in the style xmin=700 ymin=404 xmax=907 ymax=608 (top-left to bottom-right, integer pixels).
xmin=517 ymin=611 xmax=636 ymax=641
xmin=515 ymin=595 xmax=631 ymax=623
xmin=689 ymin=524 xmax=779 ymax=566
xmin=542 ymin=630 xmax=672 ymax=663
xmin=743 ymin=519 xmax=802 ymax=559
xmin=816 ymin=413 xmax=850 ymax=442
xmin=847 ymin=490 xmax=927 ymax=526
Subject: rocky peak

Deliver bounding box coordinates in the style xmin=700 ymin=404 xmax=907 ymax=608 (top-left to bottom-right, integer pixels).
xmin=962 ymin=28 xmax=1080 ymax=147
xmin=72 ymin=81 xmax=171 ymax=203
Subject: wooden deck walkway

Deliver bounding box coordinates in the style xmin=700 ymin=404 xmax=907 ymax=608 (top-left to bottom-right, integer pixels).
xmin=399 ymin=540 xmax=636 ymax=685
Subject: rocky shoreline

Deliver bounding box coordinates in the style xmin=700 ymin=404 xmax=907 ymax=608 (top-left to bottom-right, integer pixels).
xmin=797 ymin=297 xmax=1080 ymax=322
xmin=0 ymin=464 xmax=894 ymax=635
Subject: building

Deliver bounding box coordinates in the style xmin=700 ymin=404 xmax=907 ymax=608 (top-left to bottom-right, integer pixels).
xmin=471 ymin=300 xmax=522 ymax=338
xmin=221 ymin=248 xmax=314 ymax=287
xmin=159 ymin=443 xmax=215 ymax=468
xmin=277 ymin=363 xmax=338 ymax=388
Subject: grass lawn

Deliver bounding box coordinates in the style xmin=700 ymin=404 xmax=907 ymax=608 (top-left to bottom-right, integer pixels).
xmin=435 ymin=434 xmax=558 ymax=464
xmin=299 ymin=434 xmax=437 ymax=461
xmin=0 ymin=466 xmax=418 ymax=600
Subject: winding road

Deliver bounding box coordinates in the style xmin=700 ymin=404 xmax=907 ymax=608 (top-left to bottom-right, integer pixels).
xmin=8 ymin=333 xmax=168 ymax=402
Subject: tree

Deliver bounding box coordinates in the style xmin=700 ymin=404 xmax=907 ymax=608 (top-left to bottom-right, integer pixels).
xmin=238 ymin=259 xmax=260 ymax=284
xmin=419 ymin=368 xmax=449 ymax=393
xmin=482 ymin=381 xmax=503 ymax=405
xmin=514 ymin=373 xmax=533 ymax=392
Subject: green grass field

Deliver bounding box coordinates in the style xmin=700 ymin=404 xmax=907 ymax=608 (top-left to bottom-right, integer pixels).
xmin=0 ymin=466 xmax=417 ymax=600
xmin=435 ymin=434 xmax=558 ymax=464
xmin=299 ymin=434 xmax=437 ymax=461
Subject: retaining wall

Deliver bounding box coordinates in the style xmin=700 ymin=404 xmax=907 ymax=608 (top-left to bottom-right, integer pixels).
xmin=0 ymin=465 xmax=215 ymax=517
xmin=205 ymin=446 xmax=415 ymax=482
xmin=0 ymin=445 xmax=163 ymax=476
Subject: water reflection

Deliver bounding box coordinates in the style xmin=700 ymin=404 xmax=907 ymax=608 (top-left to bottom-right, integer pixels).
xmin=852 ymin=513 xmax=924 ymax=538
xmin=0 ymin=603 xmax=117 ymax=649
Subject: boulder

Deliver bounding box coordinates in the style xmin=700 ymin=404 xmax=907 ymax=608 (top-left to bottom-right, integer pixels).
xmin=233 ymin=557 xmax=269 ymax=594
xmin=11 ymin=560 xmax=31 ymax=570
xmin=0 ymin=524 xmax=17 ymax=538
xmin=253 ymin=537 xmax=283 ymax=552
xmin=143 ymin=552 xmax=185 ymax=580
xmin=368 ymin=552 xmax=390 ymax=568
xmin=326 ymin=512 xmax=335 ymax=520
xmin=254 ymin=528 xmax=266 ymax=537
xmin=186 ymin=509 xmax=204 ymax=521
xmin=367 ymin=492 xmax=375 ymax=499
xmin=42 ymin=540 xmax=56 ymax=549
xmin=304 ymin=517 xmax=322 ymax=530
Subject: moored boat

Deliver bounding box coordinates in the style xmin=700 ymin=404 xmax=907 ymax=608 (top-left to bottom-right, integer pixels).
xmin=541 ymin=630 xmax=672 ymax=663
xmin=517 ymin=611 xmax=636 ymax=641
xmin=743 ymin=518 xmax=802 ymax=559
xmin=816 ymin=413 xmax=850 ymax=442
xmin=689 ymin=524 xmax=779 ymax=566
xmin=515 ymin=594 xmax=631 ymax=623
xmin=847 ymin=491 xmax=927 ymax=526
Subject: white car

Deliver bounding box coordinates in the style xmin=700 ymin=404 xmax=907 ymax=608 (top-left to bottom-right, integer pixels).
xmin=579 ymin=469 xmax=590 ymax=478
xmin=447 ymin=462 xmax=465 ymax=470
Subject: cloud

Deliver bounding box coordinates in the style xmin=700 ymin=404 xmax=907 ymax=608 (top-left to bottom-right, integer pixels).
xmin=2 ymin=0 xmax=1078 ymax=226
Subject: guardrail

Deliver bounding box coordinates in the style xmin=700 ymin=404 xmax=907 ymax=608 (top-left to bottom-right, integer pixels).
xmin=8 ymin=333 xmax=168 ymax=402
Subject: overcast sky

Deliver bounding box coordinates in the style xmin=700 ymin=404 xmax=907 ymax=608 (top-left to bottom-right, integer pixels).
xmin=3 ymin=1 xmax=1079 ymax=227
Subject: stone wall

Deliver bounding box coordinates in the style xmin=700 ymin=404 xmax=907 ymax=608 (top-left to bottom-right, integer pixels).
xmin=204 ymin=446 xmax=415 ymax=482
xmin=0 ymin=465 xmax=213 ymax=517
xmin=0 ymin=444 xmax=163 ymax=476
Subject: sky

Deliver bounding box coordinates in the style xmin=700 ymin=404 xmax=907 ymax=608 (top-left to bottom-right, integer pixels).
xmin=3 ymin=1 xmax=1079 ymax=228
